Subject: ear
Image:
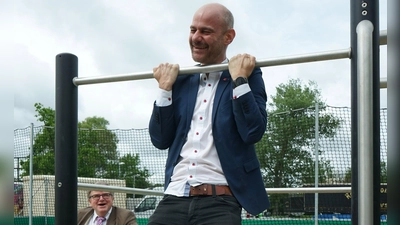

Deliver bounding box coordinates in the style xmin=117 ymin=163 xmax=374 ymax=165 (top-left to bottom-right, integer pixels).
xmin=225 ymin=28 xmax=236 ymax=45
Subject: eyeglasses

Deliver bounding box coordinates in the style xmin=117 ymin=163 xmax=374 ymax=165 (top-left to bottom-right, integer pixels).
xmin=89 ymin=193 xmax=113 ymax=201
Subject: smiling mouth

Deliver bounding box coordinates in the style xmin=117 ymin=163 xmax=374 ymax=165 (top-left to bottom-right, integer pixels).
xmin=191 ymin=43 xmax=208 ymax=50
xmin=192 ymin=46 xmax=208 ymax=54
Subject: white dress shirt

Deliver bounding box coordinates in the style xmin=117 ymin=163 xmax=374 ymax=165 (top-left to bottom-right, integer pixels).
xmin=89 ymin=208 xmax=112 ymax=225
xmin=155 ymin=59 xmax=250 ymax=197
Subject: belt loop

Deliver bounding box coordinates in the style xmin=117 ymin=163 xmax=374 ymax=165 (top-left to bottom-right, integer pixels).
xmin=211 ymin=184 xmax=216 ymax=197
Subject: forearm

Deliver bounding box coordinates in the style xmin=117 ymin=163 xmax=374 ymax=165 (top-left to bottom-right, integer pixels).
xmin=232 ymin=68 xmax=267 ymax=143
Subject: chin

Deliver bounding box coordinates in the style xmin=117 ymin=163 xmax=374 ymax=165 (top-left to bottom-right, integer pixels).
xmin=192 ymin=55 xmax=204 ymax=64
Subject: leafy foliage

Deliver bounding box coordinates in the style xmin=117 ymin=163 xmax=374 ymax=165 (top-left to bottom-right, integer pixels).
xmin=256 ymin=79 xmax=340 ymax=214
xmin=21 ymin=103 xmax=152 ymax=193
xmin=343 ymin=161 xmax=387 ymax=183
xmin=118 ymin=153 xmax=152 ymax=198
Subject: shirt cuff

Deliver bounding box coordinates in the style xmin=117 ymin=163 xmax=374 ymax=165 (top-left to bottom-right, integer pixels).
xmin=155 ymin=88 xmax=172 ymax=106
xmin=233 ymin=83 xmax=250 ymax=99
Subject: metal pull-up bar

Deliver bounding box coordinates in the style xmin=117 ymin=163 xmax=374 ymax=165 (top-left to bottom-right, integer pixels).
xmin=72 ymin=30 xmax=387 ymax=87
xmin=73 ymin=48 xmax=351 ymax=86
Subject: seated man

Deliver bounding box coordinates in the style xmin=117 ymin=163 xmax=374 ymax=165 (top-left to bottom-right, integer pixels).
xmin=78 ymin=181 xmax=137 ymax=225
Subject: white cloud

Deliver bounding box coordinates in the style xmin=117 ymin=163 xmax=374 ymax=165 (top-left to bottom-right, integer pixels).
xmin=11 ymin=0 xmax=387 ymax=130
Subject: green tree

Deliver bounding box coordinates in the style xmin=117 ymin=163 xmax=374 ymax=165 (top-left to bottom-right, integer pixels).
xmin=21 ymin=103 xmax=151 ymax=189
xmin=256 ymin=79 xmax=340 ymax=214
xmin=77 ymin=116 xmax=119 ymax=178
xmin=380 ymin=161 xmax=387 ymax=183
xmin=20 ymin=103 xmax=56 ymax=175
xmin=343 ymin=167 xmax=352 ymax=183
xmin=342 ymin=161 xmax=387 ymax=183
xmin=118 ymin=153 xmax=152 ymax=198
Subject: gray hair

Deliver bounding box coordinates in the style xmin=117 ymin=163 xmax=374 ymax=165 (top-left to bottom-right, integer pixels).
xmin=222 ymin=7 xmax=234 ymax=29
xmin=87 ymin=181 xmax=114 ymax=198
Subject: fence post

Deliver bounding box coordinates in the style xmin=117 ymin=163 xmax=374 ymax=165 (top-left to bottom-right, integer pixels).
xmin=55 ymin=53 xmax=78 ymax=225
xmin=29 ymin=123 xmax=34 ymax=225
xmin=314 ymin=103 xmax=319 ymax=225
xmin=45 ymin=177 xmax=49 ymax=225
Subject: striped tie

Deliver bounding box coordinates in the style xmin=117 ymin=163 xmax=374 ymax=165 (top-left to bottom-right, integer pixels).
xmin=96 ymin=216 xmax=106 ymax=225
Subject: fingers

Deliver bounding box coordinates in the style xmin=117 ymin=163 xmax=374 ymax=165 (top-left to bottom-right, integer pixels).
xmin=231 ymin=53 xmax=255 ymax=62
xmin=153 ymin=63 xmax=179 ymax=73
xmin=153 ymin=63 xmax=179 ymax=77
xmin=230 ymin=54 xmax=256 ymax=68
xmin=153 ymin=63 xmax=180 ymax=91
xmin=229 ymin=53 xmax=256 ymax=79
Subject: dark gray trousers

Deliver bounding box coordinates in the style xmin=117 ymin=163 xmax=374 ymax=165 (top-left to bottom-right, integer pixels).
xmin=147 ymin=195 xmax=242 ymax=225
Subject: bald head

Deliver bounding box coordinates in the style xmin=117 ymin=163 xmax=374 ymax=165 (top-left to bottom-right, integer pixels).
xmin=194 ymin=3 xmax=234 ymax=30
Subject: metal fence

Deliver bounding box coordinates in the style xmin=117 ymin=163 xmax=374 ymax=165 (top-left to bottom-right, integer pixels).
xmin=13 ymin=106 xmax=388 ymax=225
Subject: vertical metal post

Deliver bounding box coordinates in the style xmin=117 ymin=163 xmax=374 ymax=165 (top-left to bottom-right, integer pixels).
xmin=29 ymin=123 xmax=33 ymax=225
xmin=133 ymin=175 xmax=136 ymax=201
xmin=55 ymin=53 xmax=78 ymax=225
xmin=351 ymin=1 xmax=380 ymax=225
xmin=387 ymin=1 xmax=400 ymax=223
xmin=45 ymin=177 xmax=48 ymax=225
xmin=314 ymin=103 xmax=319 ymax=225
xmin=17 ymin=158 xmax=21 ymax=182
xmin=356 ymin=20 xmax=374 ymax=225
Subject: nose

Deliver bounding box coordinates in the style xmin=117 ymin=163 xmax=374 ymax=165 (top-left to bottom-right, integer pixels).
xmin=191 ymin=30 xmax=202 ymax=43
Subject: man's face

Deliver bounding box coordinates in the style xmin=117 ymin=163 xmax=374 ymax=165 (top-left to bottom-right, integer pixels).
xmin=189 ymin=9 xmax=232 ymax=65
xmin=88 ymin=191 xmax=114 ymax=217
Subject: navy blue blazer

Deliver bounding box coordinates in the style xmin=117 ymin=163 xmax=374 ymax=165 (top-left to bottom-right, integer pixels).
xmin=148 ymin=67 xmax=270 ymax=215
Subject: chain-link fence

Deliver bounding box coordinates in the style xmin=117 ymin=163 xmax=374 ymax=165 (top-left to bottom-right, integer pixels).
xmin=14 ymin=106 xmax=388 ymax=225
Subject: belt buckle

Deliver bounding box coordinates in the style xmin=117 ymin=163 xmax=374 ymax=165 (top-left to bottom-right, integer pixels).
xmin=201 ymin=185 xmax=208 ymax=195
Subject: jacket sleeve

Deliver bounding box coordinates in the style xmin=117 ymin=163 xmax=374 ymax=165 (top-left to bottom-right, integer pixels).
xmin=148 ymin=102 xmax=176 ymax=150
xmin=113 ymin=207 xmax=138 ymax=225
xmin=232 ymin=67 xmax=267 ymax=144
xmin=123 ymin=210 xmax=138 ymax=225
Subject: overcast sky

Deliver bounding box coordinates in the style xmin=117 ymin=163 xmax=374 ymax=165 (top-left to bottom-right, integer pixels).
xmin=9 ymin=0 xmax=387 ymax=130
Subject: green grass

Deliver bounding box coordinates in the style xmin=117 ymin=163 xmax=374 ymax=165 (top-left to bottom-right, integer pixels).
xmin=14 ymin=216 xmax=387 ymax=225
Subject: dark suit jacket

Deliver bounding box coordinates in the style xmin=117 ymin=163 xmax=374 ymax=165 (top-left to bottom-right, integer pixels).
xmin=77 ymin=206 xmax=137 ymax=225
xmin=149 ymin=67 xmax=270 ymax=215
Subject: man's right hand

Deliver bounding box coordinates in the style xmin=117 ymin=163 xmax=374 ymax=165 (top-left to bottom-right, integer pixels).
xmin=153 ymin=63 xmax=180 ymax=91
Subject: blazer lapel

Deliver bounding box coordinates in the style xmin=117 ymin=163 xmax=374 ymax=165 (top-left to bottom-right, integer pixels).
xmin=79 ymin=208 xmax=94 ymax=225
xmin=106 ymin=206 xmax=117 ymax=225
xmin=212 ymin=71 xmax=231 ymax=123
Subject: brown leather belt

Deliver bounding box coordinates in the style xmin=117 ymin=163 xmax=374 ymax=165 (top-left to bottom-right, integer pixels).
xmin=189 ymin=184 xmax=232 ymax=196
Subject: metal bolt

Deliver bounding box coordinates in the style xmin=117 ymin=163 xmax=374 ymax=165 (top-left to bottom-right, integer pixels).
xmin=361 ymin=2 xmax=368 ymax=8
xmin=362 ymin=10 xmax=368 ymax=16
xmin=58 ymin=182 xmax=62 ymax=187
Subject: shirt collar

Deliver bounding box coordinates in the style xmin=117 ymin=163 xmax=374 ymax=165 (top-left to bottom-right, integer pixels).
xmin=199 ymin=58 xmax=228 ymax=82
xmin=92 ymin=207 xmax=113 ymax=224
